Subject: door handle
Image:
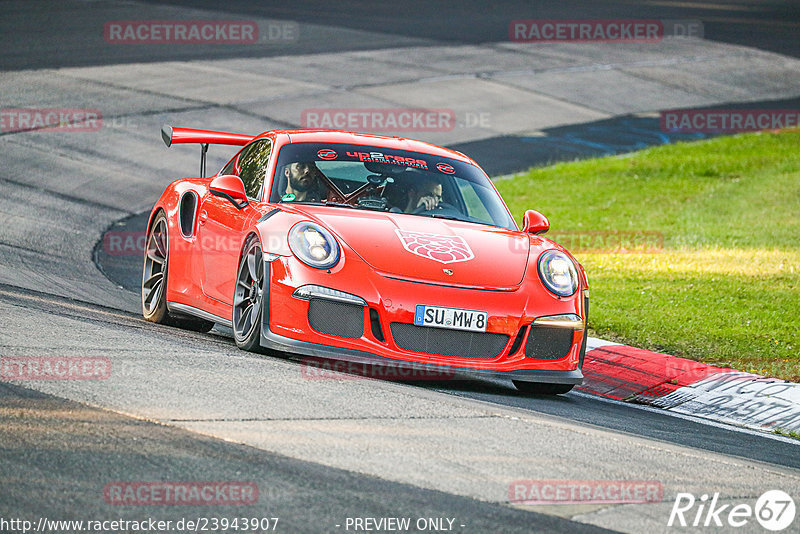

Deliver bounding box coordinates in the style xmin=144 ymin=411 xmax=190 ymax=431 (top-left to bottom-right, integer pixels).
xmin=199 ymin=210 xmax=208 ymax=224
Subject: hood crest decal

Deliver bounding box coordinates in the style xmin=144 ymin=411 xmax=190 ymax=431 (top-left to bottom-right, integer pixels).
xmin=394 ymin=230 xmax=474 ymax=264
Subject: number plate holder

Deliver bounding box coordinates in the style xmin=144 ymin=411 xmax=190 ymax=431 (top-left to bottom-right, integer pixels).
xmin=413 ymin=305 xmax=488 ymax=333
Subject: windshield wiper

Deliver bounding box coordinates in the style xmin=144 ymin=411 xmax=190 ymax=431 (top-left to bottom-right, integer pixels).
xmin=319 ymin=201 xmax=357 ymax=209
xmin=285 ymin=200 xmax=354 ymax=208
xmin=311 ymin=200 xmax=390 ymax=211
xmin=423 ymin=213 xmax=467 ymax=222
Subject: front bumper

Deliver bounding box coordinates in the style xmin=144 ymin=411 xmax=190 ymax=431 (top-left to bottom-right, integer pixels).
xmin=260 ymin=256 xmax=587 ymax=385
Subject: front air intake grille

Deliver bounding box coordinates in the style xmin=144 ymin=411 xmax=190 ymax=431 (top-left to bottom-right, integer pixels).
xmin=308 ymin=299 xmax=364 ymax=338
xmin=524 ymin=325 xmax=574 ymax=359
xmin=389 ymin=323 xmax=509 ymax=359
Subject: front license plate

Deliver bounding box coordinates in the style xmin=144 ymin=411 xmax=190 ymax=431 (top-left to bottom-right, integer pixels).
xmin=414 ymin=305 xmax=488 ymax=333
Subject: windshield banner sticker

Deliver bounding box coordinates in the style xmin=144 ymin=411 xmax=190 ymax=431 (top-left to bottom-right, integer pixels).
xmin=395 ymin=230 xmax=474 ymax=264
xmin=346 ymin=151 xmax=428 ymax=169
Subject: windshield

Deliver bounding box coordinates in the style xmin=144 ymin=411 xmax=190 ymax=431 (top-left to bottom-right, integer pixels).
xmin=270 ymin=142 xmax=516 ymax=230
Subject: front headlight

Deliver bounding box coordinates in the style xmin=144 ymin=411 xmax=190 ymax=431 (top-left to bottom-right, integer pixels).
xmin=537 ymin=250 xmax=578 ymax=297
xmin=288 ymin=222 xmax=340 ymax=269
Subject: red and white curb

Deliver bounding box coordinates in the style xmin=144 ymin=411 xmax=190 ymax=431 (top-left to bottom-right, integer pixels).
xmin=578 ymin=338 xmax=800 ymax=434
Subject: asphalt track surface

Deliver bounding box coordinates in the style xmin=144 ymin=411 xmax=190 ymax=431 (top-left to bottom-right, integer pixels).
xmin=2 ymin=1 xmax=800 ymax=533
xmin=1 ymin=381 xmax=606 ymax=534
xmin=3 ymin=0 xmax=798 ymax=70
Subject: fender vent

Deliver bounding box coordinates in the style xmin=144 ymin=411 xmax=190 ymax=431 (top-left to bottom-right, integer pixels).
xmin=179 ymin=191 xmax=198 ymax=237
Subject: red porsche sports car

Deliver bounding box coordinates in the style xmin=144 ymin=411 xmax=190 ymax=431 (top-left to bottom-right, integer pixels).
xmin=143 ymin=126 xmax=589 ymax=394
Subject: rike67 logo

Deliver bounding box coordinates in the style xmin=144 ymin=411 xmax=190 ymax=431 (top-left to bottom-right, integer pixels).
xmin=669 ymin=490 xmax=796 ymax=531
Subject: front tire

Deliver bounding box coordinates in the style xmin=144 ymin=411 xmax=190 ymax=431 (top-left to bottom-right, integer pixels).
xmin=141 ymin=211 xmax=214 ymax=332
xmin=513 ymin=381 xmax=574 ymax=395
xmin=233 ymin=235 xmax=266 ymax=353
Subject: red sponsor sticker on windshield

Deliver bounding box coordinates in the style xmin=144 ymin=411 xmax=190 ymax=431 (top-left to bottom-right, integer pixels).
xmin=436 ymin=162 xmax=455 ymax=174
xmin=317 ymin=148 xmax=338 ymax=160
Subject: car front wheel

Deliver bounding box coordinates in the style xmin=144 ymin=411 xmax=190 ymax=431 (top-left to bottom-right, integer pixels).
xmin=233 ymin=235 xmax=266 ymax=353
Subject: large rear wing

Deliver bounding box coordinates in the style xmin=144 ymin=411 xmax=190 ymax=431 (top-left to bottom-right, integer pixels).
xmin=161 ymin=125 xmax=255 ymax=178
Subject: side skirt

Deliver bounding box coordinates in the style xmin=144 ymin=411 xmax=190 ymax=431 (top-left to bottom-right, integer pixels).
xmin=167 ymin=301 xmax=232 ymax=328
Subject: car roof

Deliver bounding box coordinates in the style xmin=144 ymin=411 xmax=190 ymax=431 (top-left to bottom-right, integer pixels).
xmin=255 ymin=129 xmax=477 ymax=166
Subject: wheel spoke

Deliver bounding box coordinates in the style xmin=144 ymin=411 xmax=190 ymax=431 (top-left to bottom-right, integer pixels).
xmin=234 ymin=296 xmax=250 ymax=311
xmin=146 ymin=245 xmax=164 ymax=264
xmin=239 ymin=302 xmax=253 ymax=333
xmin=152 ymin=227 xmax=167 ymax=258
xmin=248 ymin=298 xmax=260 ymax=330
xmin=143 ymin=271 xmax=162 ymax=290
xmin=254 ymin=247 xmax=263 ymax=280
xmin=143 ymin=278 xmax=162 ymax=311
xmin=247 ymin=249 xmax=258 ymax=281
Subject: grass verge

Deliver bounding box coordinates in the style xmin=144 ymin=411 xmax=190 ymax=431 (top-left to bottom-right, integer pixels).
xmin=775 ymin=428 xmax=800 ymax=441
xmin=496 ymin=130 xmax=799 ymax=381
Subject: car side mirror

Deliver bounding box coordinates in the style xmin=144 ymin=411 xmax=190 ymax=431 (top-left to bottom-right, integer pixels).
xmin=210 ymin=174 xmax=249 ymax=209
xmin=522 ymin=209 xmax=550 ymax=235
